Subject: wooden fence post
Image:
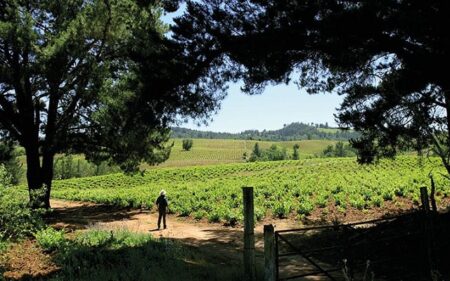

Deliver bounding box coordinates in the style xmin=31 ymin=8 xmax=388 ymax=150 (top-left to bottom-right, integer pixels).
xmin=420 ymin=186 xmax=430 ymax=213
xmin=243 ymin=186 xmax=256 ymax=281
xmin=420 ymin=186 xmax=437 ymax=279
xmin=264 ymin=224 xmax=276 ymax=281
xmin=429 ymin=175 xmax=438 ymax=213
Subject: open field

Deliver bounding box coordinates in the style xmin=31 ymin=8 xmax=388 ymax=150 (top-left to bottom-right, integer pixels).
xmin=50 ymin=156 xmax=450 ymax=224
xmin=317 ymin=128 xmax=341 ymax=133
xmin=150 ymin=138 xmax=338 ymax=168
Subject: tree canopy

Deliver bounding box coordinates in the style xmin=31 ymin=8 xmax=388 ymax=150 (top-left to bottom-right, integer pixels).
xmin=0 ymin=0 xmax=225 ymax=207
xmin=174 ymin=0 xmax=450 ymax=172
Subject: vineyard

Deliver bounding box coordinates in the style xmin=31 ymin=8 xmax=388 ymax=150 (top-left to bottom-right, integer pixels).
xmin=151 ymin=138 xmax=338 ymax=167
xmin=51 ymin=156 xmax=450 ymax=224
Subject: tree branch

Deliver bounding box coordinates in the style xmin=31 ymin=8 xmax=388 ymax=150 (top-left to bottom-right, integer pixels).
xmin=0 ymin=109 xmax=22 ymax=141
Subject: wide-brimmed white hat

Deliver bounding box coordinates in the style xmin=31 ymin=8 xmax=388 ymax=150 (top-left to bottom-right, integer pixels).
xmin=160 ymin=190 xmax=166 ymax=196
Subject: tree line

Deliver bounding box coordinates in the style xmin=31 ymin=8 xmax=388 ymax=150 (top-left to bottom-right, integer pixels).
xmin=172 ymin=122 xmax=360 ymax=141
xmin=245 ymin=141 xmax=355 ymax=162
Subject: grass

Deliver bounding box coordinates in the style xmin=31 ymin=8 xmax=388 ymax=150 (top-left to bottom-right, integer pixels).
xmin=317 ymin=128 xmax=341 ymax=133
xmin=44 ymin=229 xmax=200 ymax=281
xmin=2 ymin=227 xmax=242 ymax=281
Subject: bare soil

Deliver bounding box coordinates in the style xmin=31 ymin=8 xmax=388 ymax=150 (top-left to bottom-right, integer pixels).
xmin=1 ymin=240 xmax=59 ymax=280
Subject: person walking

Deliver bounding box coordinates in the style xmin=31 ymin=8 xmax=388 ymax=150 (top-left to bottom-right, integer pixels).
xmin=156 ymin=190 xmax=169 ymax=230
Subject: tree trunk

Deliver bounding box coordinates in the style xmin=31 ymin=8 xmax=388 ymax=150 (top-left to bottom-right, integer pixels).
xmin=25 ymin=147 xmax=54 ymax=209
xmin=24 ymin=135 xmax=55 ymax=209
xmin=25 ymin=143 xmax=45 ymax=209
xmin=41 ymin=151 xmax=54 ymax=209
xmin=437 ymin=89 xmax=450 ymax=175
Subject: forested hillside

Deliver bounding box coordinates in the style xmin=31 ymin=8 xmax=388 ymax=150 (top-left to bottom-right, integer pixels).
xmin=172 ymin=122 xmax=359 ymax=141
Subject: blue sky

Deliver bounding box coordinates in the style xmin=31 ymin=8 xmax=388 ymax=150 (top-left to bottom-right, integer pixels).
xmin=162 ymin=7 xmax=343 ymax=133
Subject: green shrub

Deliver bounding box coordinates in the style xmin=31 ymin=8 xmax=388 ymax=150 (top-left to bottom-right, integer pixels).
xmin=0 ymin=142 xmax=23 ymax=185
xmin=292 ymin=144 xmax=300 ymax=160
xmin=193 ymin=210 xmax=207 ymax=220
xmin=350 ymin=197 xmax=366 ymax=210
xmin=35 ymin=227 xmax=67 ymax=252
xmin=371 ymin=196 xmax=383 ymax=207
xmin=382 ymin=191 xmax=394 ymax=201
xmin=207 ymin=211 xmax=221 ymax=223
xmin=255 ymin=207 xmax=265 ymax=221
xmin=334 ymin=193 xmax=347 ymax=209
xmin=249 ymin=144 xmax=288 ymax=162
xmin=297 ymin=201 xmax=314 ymax=216
xmin=48 ymin=229 xmax=193 ymax=281
xmin=53 ymin=154 xmax=119 ymax=180
xmin=0 ymin=170 xmax=44 ymax=241
xmin=176 ymin=202 xmax=192 ymax=217
xmin=0 ymin=240 xmax=8 ymax=253
xmin=273 ymin=202 xmax=292 ymax=218
xmin=223 ymin=209 xmax=242 ymax=226
xmin=0 ymin=164 xmax=12 ymax=188
xmin=182 ymin=139 xmax=193 ymax=151
xmin=321 ymin=141 xmax=355 ymax=158
xmin=316 ymin=194 xmax=329 ymax=208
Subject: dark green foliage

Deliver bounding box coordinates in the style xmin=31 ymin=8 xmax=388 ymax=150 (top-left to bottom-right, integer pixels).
xmin=35 ymin=227 xmax=67 ymax=252
xmin=0 ymin=172 xmax=44 ymax=241
xmin=334 ymin=142 xmax=346 ymax=157
xmin=53 ymin=155 xmax=120 ymax=180
xmin=182 ymin=139 xmax=193 ymax=151
xmin=264 ymin=145 xmax=288 ymax=161
xmin=249 ymin=144 xmax=288 ymax=162
xmin=172 ymin=122 xmax=359 ymax=141
xmin=0 ymin=142 xmax=22 ymax=185
xmin=322 ymin=142 xmax=355 ymax=158
xmin=252 ymin=143 xmax=261 ymax=158
xmin=292 ymin=144 xmax=300 ymax=160
xmin=322 ymin=145 xmax=334 ymax=158
xmin=175 ymin=0 xmax=450 ymax=173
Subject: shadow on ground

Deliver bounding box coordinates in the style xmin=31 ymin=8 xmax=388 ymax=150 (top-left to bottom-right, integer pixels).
xmin=6 ymin=240 xmax=242 ymax=281
xmin=45 ymin=203 xmax=141 ymax=230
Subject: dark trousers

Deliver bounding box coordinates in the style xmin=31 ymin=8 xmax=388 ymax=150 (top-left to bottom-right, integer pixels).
xmin=158 ymin=209 xmax=166 ymax=228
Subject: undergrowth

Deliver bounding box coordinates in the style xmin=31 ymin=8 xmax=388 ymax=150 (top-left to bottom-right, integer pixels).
xmin=34 ymin=227 xmax=234 ymax=281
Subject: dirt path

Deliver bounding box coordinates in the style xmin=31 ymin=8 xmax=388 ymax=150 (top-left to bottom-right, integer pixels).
xmin=51 ymin=199 xmax=235 ymax=240
xmin=50 ymin=199 xmax=299 ymax=241
xmin=48 ymin=199 xmax=305 ymax=279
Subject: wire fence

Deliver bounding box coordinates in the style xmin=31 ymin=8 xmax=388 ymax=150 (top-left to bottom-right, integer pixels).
xmin=273 ymin=211 xmax=445 ymax=281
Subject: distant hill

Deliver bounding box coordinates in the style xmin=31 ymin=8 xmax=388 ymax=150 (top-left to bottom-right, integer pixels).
xmin=171 ymin=122 xmax=359 ymax=141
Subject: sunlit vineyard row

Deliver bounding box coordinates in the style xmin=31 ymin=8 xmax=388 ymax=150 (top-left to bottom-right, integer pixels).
xmin=50 ymin=156 xmax=449 ymax=224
